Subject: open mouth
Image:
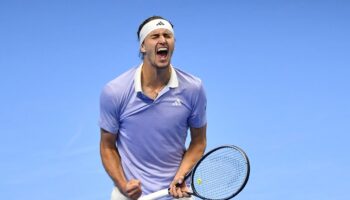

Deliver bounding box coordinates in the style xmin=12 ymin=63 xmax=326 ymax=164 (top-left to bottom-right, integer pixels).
xmin=156 ymin=47 xmax=168 ymax=59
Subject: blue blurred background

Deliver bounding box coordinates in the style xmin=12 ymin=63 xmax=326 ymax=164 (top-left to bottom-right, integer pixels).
xmin=1 ymin=0 xmax=349 ymax=199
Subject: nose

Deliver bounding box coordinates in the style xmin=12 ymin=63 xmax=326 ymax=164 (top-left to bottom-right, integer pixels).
xmin=158 ymin=35 xmax=166 ymax=43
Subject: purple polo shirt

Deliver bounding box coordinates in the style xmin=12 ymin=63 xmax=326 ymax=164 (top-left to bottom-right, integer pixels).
xmin=99 ymin=64 xmax=207 ymax=198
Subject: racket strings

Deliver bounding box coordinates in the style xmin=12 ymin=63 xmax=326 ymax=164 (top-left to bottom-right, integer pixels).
xmin=192 ymin=147 xmax=248 ymax=199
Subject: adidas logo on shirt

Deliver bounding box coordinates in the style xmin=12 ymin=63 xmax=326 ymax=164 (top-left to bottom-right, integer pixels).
xmin=172 ymin=98 xmax=182 ymax=106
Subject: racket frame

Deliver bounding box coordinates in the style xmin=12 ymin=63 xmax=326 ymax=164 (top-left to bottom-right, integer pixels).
xmin=190 ymin=145 xmax=250 ymax=200
xmin=139 ymin=145 xmax=250 ymax=200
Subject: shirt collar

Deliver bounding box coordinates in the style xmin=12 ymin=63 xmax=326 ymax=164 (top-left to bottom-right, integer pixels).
xmin=134 ymin=63 xmax=179 ymax=93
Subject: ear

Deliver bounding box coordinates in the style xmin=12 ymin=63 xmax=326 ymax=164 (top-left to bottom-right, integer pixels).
xmin=140 ymin=43 xmax=146 ymax=53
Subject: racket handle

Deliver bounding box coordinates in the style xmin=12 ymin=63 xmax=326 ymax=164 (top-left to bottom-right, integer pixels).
xmin=138 ymin=188 xmax=169 ymax=200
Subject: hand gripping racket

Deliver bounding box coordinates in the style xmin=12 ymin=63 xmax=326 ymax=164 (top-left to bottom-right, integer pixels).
xmin=139 ymin=145 xmax=250 ymax=200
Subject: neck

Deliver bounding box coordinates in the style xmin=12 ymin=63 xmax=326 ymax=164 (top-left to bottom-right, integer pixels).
xmin=141 ymin=62 xmax=171 ymax=89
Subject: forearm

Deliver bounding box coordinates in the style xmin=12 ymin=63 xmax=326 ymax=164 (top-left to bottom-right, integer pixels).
xmin=101 ymin=147 xmax=127 ymax=187
xmin=100 ymin=132 xmax=127 ymax=190
xmin=177 ymin=142 xmax=206 ymax=178
xmin=175 ymin=126 xmax=207 ymax=179
xmin=100 ymin=130 xmax=142 ymax=200
xmin=169 ymin=126 xmax=206 ymax=198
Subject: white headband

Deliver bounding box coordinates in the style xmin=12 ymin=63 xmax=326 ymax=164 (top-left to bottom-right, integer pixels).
xmin=139 ymin=19 xmax=174 ymax=46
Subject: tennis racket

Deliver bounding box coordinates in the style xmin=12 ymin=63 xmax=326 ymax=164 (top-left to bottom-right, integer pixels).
xmin=139 ymin=145 xmax=250 ymax=200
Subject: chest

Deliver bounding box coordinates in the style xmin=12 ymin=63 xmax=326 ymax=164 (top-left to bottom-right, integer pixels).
xmin=119 ymin=91 xmax=192 ymax=130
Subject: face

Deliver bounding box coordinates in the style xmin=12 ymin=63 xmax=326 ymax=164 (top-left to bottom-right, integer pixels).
xmin=140 ymin=28 xmax=175 ymax=69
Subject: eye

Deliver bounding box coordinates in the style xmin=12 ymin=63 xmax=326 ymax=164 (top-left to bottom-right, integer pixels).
xmin=149 ymin=34 xmax=160 ymax=39
xmin=164 ymin=33 xmax=173 ymax=38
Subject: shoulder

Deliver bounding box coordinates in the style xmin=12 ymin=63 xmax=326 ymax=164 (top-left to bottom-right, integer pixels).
xmin=101 ymin=67 xmax=137 ymax=95
xmin=173 ymin=67 xmax=204 ymax=91
xmin=100 ymin=67 xmax=137 ymax=105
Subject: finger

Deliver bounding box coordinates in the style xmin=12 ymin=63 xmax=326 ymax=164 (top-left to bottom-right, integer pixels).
xmin=176 ymin=187 xmax=183 ymax=198
xmin=132 ymin=179 xmax=141 ymax=185
xmin=125 ymin=180 xmax=141 ymax=196
xmin=129 ymin=189 xmax=142 ymax=200
xmin=127 ymin=186 xmax=140 ymax=195
xmin=127 ymin=183 xmax=142 ymax=199
xmin=126 ymin=180 xmax=141 ymax=192
xmin=129 ymin=179 xmax=141 ymax=187
xmin=169 ymin=184 xmax=176 ymax=196
xmin=182 ymin=190 xmax=191 ymax=198
xmin=179 ymin=183 xmax=191 ymax=198
xmin=126 ymin=185 xmax=137 ymax=193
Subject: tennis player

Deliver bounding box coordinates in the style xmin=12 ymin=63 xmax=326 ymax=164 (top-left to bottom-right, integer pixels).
xmin=99 ymin=16 xmax=207 ymax=200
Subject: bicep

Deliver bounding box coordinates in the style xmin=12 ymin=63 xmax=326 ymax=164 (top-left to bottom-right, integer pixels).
xmin=190 ymin=125 xmax=207 ymax=146
xmin=100 ymin=128 xmax=117 ymax=149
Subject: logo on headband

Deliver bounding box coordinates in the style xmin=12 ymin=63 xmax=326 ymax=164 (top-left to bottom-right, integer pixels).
xmin=156 ymin=21 xmax=165 ymax=26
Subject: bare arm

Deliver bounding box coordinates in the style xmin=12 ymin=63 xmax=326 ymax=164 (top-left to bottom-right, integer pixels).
xmin=169 ymin=125 xmax=207 ymax=198
xmin=100 ymin=129 xmax=142 ymax=200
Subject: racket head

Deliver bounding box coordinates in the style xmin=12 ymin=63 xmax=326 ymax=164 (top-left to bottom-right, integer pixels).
xmin=190 ymin=145 xmax=250 ymax=200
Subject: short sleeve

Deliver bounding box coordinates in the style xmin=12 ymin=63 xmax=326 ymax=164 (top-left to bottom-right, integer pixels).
xmin=99 ymin=85 xmax=120 ymax=134
xmin=188 ymin=82 xmax=207 ymax=128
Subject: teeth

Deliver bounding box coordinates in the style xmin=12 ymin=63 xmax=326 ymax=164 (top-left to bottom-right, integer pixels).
xmin=157 ymin=47 xmax=168 ymax=52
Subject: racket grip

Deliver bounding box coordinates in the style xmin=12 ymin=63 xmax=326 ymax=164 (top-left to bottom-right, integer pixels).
xmin=138 ymin=188 xmax=169 ymax=200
